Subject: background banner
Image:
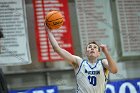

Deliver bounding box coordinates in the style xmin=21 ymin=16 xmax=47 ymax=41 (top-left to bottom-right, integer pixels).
xmin=106 ymin=78 xmax=140 ymax=93
xmin=9 ymin=78 xmax=140 ymax=93
xmin=33 ymin=0 xmax=74 ymax=62
xmin=10 ymin=86 xmax=58 ymax=93
xmin=0 ymin=0 xmax=31 ymax=66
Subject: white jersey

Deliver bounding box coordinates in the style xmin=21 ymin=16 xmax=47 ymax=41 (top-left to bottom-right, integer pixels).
xmin=75 ymin=59 xmax=109 ymax=93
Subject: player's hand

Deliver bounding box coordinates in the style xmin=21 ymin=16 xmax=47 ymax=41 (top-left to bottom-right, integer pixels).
xmin=44 ymin=22 xmax=51 ymax=32
xmin=100 ymin=44 xmax=108 ymax=53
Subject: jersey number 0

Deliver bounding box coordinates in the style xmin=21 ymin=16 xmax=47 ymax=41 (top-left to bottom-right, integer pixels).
xmin=88 ymin=76 xmax=97 ymax=86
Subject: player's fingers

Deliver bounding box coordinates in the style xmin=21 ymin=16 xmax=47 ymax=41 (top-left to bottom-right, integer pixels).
xmin=100 ymin=44 xmax=106 ymax=47
xmin=44 ymin=21 xmax=46 ymax=26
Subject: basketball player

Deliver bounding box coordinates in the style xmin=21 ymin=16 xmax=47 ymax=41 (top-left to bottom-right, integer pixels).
xmin=44 ymin=25 xmax=118 ymax=93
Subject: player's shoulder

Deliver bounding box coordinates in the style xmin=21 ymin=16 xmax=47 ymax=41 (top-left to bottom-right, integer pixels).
xmin=100 ymin=58 xmax=108 ymax=63
xmin=98 ymin=58 xmax=108 ymax=67
xmin=73 ymin=55 xmax=83 ymax=63
xmin=72 ymin=55 xmax=84 ymax=67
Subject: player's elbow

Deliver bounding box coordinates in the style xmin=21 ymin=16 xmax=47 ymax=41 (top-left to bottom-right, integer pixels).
xmin=111 ymin=67 xmax=118 ymax=74
xmin=52 ymin=46 xmax=59 ymax=52
xmin=53 ymin=46 xmax=62 ymax=53
xmin=112 ymin=70 xmax=118 ymax=74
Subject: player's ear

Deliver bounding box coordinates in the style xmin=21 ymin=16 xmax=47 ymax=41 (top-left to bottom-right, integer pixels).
xmin=98 ymin=51 xmax=101 ymax=56
xmin=98 ymin=48 xmax=101 ymax=56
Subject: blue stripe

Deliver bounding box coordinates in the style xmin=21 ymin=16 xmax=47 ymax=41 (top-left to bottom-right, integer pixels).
xmin=76 ymin=59 xmax=85 ymax=76
xmin=86 ymin=59 xmax=99 ymax=69
xmin=76 ymin=78 xmax=79 ymax=93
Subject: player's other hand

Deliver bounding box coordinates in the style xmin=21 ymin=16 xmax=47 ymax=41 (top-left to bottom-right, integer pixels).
xmin=100 ymin=44 xmax=108 ymax=53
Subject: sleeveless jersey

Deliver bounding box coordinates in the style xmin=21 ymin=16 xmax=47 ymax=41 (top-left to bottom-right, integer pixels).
xmin=75 ymin=59 xmax=109 ymax=93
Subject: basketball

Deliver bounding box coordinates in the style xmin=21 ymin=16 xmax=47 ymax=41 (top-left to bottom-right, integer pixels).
xmin=45 ymin=11 xmax=64 ymax=30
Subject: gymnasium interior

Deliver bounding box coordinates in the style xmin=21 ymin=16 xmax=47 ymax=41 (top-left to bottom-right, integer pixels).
xmin=0 ymin=0 xmax=140 ymax=93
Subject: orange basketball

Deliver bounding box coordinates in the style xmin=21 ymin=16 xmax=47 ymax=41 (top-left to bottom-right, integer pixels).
xmin=45 ymin=11 xmax=64 ymax=30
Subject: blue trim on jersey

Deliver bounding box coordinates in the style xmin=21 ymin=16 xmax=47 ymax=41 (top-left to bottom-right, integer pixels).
xmin=86 ymin=59 xmax=99 ymax=69
xmin=76 ymin=78 xmax=79 ymax=93
xmin=76 ymin=59 xmax=85 ymax=76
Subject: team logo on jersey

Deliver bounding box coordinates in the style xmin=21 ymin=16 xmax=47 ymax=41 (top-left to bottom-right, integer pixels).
xmin=85 ymin=69 xmax=100 ymax=75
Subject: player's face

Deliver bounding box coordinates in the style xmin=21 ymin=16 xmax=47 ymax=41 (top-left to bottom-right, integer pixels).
xmin=86 ymin=43 xmax=100 ymax=58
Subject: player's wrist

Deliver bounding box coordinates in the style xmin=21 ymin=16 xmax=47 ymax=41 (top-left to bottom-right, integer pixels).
xmin=103 ymin=50 xmax=109 ymax=55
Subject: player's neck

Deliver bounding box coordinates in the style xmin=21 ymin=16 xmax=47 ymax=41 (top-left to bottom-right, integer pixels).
xmin=87 ymin=57 xmax=97 ymax=64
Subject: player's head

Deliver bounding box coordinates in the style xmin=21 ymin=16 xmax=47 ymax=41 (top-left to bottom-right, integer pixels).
xmin=86 ymin=41 xmax=100 ymax=58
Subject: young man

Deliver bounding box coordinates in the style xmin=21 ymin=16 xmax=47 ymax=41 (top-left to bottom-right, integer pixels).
xmin=45 ymin=25 xmax=118 ymax=93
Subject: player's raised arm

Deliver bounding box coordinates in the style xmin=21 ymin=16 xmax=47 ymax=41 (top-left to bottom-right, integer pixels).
xmin=44 ymin=25 xmax=81 ymax=68
xmin=100 ymin=44 xmax=118 ymax=74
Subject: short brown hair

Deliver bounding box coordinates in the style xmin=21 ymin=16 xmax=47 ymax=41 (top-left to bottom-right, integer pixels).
xmin=86 ymin=41 xmax=100 ymax=52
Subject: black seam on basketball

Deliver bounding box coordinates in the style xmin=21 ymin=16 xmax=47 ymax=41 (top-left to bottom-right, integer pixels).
xmin=48 ymin=23 xmax=63 ymax=26
xmin=47 ymin=21 xmax=63 ymax=26
xmin=47 ymin=17 xmax=64 ymax=22
xmin=47 ymin=11 xmax=60 ymax=21
xmin=46 ymin=23 xmax=51 ymax=29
